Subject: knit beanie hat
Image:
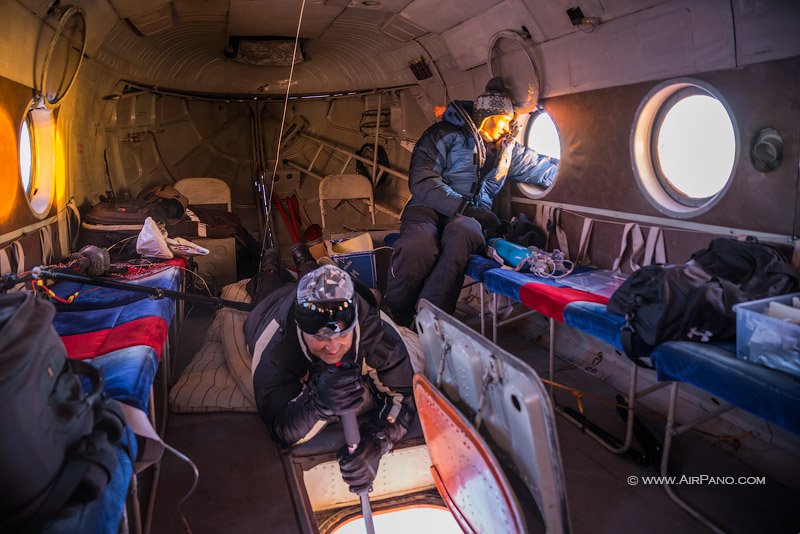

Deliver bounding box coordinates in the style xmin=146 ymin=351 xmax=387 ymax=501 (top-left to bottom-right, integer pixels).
xmin=472 ymin=77 xmax=514 ymax=126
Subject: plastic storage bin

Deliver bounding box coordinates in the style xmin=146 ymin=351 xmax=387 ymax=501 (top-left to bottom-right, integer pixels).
xmin=733 ymin=292 xmax=800 ymax=378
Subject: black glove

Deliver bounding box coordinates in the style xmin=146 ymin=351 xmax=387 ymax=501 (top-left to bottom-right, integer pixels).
xmin=313 ymin=367 xmax=364 ymax=416
xmin=463 ymin=205 xmax=501 ymax=235
xmin=336 ymin=427 xmax=391 ymax=493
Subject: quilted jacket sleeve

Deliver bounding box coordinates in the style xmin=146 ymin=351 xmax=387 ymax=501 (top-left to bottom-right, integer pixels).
xmin=508 ymin=142 xmax=559 ymax=188
xmin=408 ymin=125 xmax=468 ymax=217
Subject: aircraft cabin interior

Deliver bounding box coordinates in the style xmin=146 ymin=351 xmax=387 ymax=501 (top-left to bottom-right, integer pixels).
xmin=0 ymin=0 xmax=799 ymax=533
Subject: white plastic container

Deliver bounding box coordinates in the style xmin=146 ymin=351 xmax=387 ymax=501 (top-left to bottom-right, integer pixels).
xmin=733 ymin=292 xmax=800 ymax=378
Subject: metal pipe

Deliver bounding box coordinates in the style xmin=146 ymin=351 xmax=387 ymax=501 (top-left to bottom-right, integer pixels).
xmin=251 ymin=101 xmax=275 ymax=251
xmin=250 ymin=102 xmax=267 ymax=241
xmin=22 ymin=269 xmax=255 ymax=311
xmin=298 ymin=133 xmax=408 ymax=180
xmin=283 ymin=159 xmax=324 ymax=181
xmin=372 ymin=93 xmax=381 ymax=184
xmin=548 ymin=318 xmax=555 ymax=396
xmin=341 ymin=412 xmax=376 ymax=534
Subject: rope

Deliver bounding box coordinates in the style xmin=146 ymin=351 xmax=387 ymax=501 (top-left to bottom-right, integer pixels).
xmin=263 ymin=0 xmax=307 ymax=253
xmin=540 ymin=378 xmax=585 ymax=413
xmin=540 ymin=376 xmax=754 ymax=444
xmin=32 ymin=279 xmax=79 ymax=303
xmin=541 ymin=376 xmax=645 ymax=420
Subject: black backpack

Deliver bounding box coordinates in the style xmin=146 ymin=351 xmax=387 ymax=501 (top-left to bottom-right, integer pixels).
xmin=0 ymin=292 xmax=127 ymax=532
xmin=502 ymin=213 xmax=547 ymax=249
xmin=608 ymin=238 xmax=800 ymax=360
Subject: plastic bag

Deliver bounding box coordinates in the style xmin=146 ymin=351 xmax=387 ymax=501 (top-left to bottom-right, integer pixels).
xmin=166 ymin=237 xmax=209 ymax=258
xmin=136 ymin=217 xmax=173 ymax=259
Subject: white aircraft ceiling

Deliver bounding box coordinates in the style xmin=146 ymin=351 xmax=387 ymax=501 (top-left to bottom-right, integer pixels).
xmin=11 ymin=0 xmax=800 ymax=97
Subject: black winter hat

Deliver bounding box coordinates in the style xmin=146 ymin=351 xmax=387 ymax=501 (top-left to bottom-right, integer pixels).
xmin=472 ymin=77 xmax=514 ymax=126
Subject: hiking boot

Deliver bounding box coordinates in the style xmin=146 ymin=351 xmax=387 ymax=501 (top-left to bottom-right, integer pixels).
xmin=290 ymin=243 xmax=318 ymax=276
xmin=258 ymin=247 xmax=282 ymax=274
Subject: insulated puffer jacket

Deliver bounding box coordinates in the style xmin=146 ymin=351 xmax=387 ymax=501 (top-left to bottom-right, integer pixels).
xmin=407 ymin=101 xmax=558 ymax=216
xmin=244 ymin=285 xmax=416 ymax=447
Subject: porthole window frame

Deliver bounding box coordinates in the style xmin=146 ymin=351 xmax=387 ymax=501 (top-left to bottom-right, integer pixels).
xmin=630 ymin=78 xmax=739 ymax=219
xmin=19 ymin=113 xmax=35 ymax=198
xmin=21 ymin=102 xmax=57 ymax=219
xmin=517 ymin=107 xmax=561 ymax=199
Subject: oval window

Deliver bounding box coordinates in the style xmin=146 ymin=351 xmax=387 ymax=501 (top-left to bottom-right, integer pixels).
xmin=518 ymin=109 xmax=561 ymax=198
xmin=19 ymin=117 xmax=33 ymax=196
xmin=632 ymin=79 xmax=738 ymax=217
xmin=653 ymin=90 xmax=736 ymax=204
xmin=527 ymin=110 xmax=561 ymax=159
xmin=21 ymin=106 xmax=57 ymax=218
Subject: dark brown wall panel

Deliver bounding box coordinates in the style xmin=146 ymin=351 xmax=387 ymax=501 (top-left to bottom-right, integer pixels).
xmin=530 ymin=56 xmax=799 ymax=235
xmin=511 ymin=56 xmax=800 ymax=265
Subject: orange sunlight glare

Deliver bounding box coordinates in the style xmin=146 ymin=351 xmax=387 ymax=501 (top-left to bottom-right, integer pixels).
xmin=55 ymin=125 xmax=67 ymax=207
xmin=0 ymin=107 xmax=20 ymax=222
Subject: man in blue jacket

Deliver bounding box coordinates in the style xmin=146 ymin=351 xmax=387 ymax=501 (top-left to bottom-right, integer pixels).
xmin=385 ymin=77 xmax=558 ymax=327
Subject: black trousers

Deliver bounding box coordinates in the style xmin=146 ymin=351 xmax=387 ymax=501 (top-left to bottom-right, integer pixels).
xmin=384 ymin=205 xmax=484 ymax=326
xmin=247 ymin=254 xmax=319 ymax=305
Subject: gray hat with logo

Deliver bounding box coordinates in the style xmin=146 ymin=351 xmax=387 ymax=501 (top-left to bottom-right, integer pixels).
xmin=295 ymin=265 xmax=358 ymax=339
xmin=296 ymin=264 xmax=355 ymax=305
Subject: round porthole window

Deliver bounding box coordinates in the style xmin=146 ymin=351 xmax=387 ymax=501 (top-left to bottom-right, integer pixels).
xmin=21 ymin=105 xmax=56 ymax=218
xmin=518 ymin=109 xmax=561 ymax=198
xmin=631 ymin=79 xmax=738 ymax=218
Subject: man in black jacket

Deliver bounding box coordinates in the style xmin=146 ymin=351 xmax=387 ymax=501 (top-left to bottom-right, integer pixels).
xmin=244 ymin=248 xmax=416 ymax=493
xmin=385 ymin=77 xmax=558 ymax=327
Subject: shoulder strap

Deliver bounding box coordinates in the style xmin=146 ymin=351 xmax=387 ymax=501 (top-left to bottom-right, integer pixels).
xmin=612 ymin=223 xmax=644 ymax=273
xmin=450 ymin=101 xmax=487 ymax=206
xmin=450 ymin=101 xmax=485 ymax=171
xmin=576 ymin=217 xmax=594 ymax=266
xmin=40 ymin=225 xmax=54 ymax=265
xmin=0 ymin=246 xmax=10 ymax=275
xmin=620 ymin=321 xmax=638 ymax=363
xmin=642 ymin=226 xmax=666 ymax=266
xmin=1 ymin=243 xmax=25 ymax=292
xmin=68 ymin=359 xmax=105 ymax=405
xmin=12 ymin=241 xmax=24 ymax=276
xmin=551 ymin=208 xmax=570 ymax=259
xmin=66 ymin=198 xmax=82 ymax=251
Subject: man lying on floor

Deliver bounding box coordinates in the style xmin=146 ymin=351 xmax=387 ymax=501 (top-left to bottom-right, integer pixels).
xmin=243 ymin=245 xmax=417 ymax=493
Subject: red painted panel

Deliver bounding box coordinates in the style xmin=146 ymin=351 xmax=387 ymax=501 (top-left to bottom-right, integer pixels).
xmin=413 ymin=374 xmax=525 ymax=534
